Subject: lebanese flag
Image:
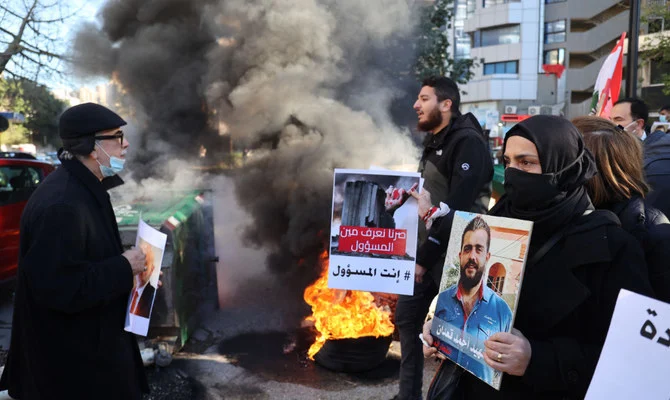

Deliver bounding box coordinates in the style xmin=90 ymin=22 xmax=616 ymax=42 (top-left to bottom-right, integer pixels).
xmin=590 ymin=32 xmax=626 ymax=118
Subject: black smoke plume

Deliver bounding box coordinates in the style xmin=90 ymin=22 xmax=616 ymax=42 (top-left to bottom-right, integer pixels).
xmin=71 ymin=0 xmax=421 ymax=289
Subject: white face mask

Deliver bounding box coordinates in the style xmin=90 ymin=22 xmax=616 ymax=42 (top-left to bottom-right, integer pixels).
xmin=95 ymin=143 xmax=126 ymax=177
xmin=660 ymin=115 xmax=667 ymax=123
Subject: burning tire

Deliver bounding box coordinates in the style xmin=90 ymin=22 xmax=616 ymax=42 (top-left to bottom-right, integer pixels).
xmin=313 ymin=335 xmax=393 ymax=373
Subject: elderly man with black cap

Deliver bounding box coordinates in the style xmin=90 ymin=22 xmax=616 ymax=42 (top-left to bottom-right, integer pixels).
xmin=0 ymin=103 xmax=150 ymax=399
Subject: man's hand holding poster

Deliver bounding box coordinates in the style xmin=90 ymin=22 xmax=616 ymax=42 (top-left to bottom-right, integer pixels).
xmin=431 ymin=211 xmax=533 ymax=390
xmin=124 ymin=219 xmax=167 ymax=337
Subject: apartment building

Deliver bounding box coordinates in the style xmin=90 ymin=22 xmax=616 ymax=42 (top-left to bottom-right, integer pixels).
xmin=451 ymin=0 xmax=630 ymax=137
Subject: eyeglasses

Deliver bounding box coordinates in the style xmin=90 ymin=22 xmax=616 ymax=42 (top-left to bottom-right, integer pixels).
xmin=94 ymin=131 xmax=124 ymax=145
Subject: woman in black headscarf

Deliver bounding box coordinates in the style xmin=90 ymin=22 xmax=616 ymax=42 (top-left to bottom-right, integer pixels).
xmin=422 ymin=115 xmax=653 ymax=400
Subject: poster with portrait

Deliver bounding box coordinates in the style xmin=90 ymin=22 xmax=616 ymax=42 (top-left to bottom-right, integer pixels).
xmin=328 ymin=169 xmax=422 ymax=295
xmin=431 ymin=211 xmax=533 ymax=390
xmin=124 ymin=219 xmax=167 ymax=337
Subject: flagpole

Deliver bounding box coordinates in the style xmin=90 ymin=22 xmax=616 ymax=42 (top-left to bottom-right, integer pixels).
xmin=626 ymin=0 xmax=641 ymax=98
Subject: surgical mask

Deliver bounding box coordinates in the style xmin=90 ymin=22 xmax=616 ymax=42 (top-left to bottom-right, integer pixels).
xmin=622 ymin=121 xmax=638 ymax=134
xmin=660 ymin=115 xmax=667 ymax=123
xmin=95 ymin=143 xmax=126 ymax=177
xmin=622 ymin=121 xmax=647 ymax=141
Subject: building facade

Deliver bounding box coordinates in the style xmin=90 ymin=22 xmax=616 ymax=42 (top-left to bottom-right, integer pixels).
xmin=451 ymin=0 xmax=630 ymax=138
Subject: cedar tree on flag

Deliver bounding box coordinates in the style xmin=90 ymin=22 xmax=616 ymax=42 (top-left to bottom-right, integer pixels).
xmin=590 ymin=32 xmax=626 ymax=118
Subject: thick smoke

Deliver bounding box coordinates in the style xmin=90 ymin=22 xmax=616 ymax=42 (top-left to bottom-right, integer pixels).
xmin=72 ymin=0 xmax=421 ymax=292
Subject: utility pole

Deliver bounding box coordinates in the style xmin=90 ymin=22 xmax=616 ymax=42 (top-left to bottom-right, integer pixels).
xmin=626 ymin=0 xmax=641 ymax=98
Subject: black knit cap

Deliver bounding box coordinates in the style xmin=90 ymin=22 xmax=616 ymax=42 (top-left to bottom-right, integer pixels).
xmin=59 ymin=102 xmax=126 ymax=139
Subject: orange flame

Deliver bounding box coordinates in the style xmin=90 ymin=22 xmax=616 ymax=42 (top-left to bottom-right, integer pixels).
xmin=303 ymin=252 xmax=395 ymax=359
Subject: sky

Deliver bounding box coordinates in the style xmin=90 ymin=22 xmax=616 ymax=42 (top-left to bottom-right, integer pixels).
xmin=2 ymin=0 xmax=107 ymax=90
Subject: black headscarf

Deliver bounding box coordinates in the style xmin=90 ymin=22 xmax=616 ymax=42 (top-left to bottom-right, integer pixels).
xmin=490 ymin=115 xmax=598 ymax=256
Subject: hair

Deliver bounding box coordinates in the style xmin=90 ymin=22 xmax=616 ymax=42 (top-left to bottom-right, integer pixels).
xmin=614 ymin=97 xmax=649 ymax=124
xmin=461 ymin=215 xmax=491 ymax=252
xmin=421 ymin=76 xmax=461 ymax=116
xmin=572 ymin=116 xmax=650 ymax=206
xmin=660 ymin=105 xmax=670 ymax=113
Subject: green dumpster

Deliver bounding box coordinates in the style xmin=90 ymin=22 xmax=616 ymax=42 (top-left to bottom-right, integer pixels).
xmin=112 ymin=190 xmax=216 ymax=349
xmin=492 ymin=164 xmax=505 ymax=200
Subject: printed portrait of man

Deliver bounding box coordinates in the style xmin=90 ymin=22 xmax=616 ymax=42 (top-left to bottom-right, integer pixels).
xmin=433 ymin=215 xmax=513 ymax=384
xmin=128 ymin=242 xmax=157 ymax=318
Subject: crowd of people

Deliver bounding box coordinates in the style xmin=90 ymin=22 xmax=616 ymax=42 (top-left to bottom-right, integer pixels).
xmin=0 ymin=74 xmax=668 ymax=400
xmin=393 ymin=76 xmax=670 ymax=400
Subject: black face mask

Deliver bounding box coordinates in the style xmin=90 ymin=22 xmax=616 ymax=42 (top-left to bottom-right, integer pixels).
xmin=503 ymin=168 xmax=562 ymax=210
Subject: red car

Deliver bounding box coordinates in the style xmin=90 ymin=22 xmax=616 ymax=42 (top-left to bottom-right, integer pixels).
xmin=0 ymin=158 xmax=56 ymax=281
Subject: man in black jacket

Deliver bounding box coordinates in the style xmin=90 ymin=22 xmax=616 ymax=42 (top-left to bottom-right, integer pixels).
xmin=0 ymin=103 xmax=150 ymax=399
xmin=610 ymin=98 xmax=670 ymax=217
xmin=393 ymin=76 xmax=493 ymax=400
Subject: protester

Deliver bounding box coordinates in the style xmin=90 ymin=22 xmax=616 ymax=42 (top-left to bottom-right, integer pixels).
xmin=659 ymin=105 xmax=670 ymax=122
xmin=610 ymin=98 xmax=670 ymax=217
xmin=392 ymin=76 xmax=493 ymax=400
xmin=0 ymin=103 xmax=150 ymax=399
xmin=422 ymin=115 xmax=653 ymax=399
xmin=573 ymin=116 xmax=670 ymax=302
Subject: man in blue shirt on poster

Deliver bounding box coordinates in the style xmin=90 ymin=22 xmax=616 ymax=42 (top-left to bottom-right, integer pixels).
xmin=433 ymin=215 xmax=512 ymax=385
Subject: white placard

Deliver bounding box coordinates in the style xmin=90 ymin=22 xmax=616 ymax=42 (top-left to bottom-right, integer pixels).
xmin=586 ymin=289 xmax=670 ymax=399
xmin=328 ymin=168 xmax=422 ymax=295
xmin=124 ymin=219 xmax=167 ymax=336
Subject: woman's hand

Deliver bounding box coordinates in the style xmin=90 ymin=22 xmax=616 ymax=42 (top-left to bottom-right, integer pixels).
xmin=422 ymin=319 xmax=446 ymax=360
xmin=483 ymin=328 xmax=532 ymax=376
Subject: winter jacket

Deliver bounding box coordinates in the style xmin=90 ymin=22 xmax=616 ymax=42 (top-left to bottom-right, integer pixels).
xmin=643 ymin=130 xmax=670 ymax=218
xmin=416 ymin=113 xmax=493 ymax=281
xmin=608 ymin=196 xmax=670 ymax=302
xmin=0 ymin=154 xmax=148 ymax=400
xmin=429 ymin=210 xmax=653 ymax=400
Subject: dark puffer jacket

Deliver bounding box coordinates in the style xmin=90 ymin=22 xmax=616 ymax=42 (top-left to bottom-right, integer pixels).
xmin=416 ymin=112 xmax=493 ymax=282
xmin=607 ymin=195 xmax=670 ymax=302
xmin=644 ymin=130 xmax=670 ymax=218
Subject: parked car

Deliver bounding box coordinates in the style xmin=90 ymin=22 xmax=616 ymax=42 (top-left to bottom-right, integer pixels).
xmin=0 ymin=158 xmax=55 ymax=281
xmin=0 ymin=151 xmax=37 ymax=160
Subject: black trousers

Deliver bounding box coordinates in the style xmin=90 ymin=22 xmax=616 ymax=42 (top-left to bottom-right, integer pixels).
xmin=395 ymin=277 xmax=439 ymax=400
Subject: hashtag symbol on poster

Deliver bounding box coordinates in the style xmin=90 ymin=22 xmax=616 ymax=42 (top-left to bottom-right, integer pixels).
xmin=404 ymin=271 xmax=411 ymax=281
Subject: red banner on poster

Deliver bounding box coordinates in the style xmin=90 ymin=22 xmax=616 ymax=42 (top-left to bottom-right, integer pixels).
xmin=338 ymin=226 xmax=407 ymax=256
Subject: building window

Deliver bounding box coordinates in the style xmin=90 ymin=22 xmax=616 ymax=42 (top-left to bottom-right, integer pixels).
xmin=483 ymin=0 xmax=520 ymax=6
xmin=543 ymin=48 xmax=565 ymax=65
xmin=648 ymin=17 xmax=665 ymax=34
xmin=474 ymin=24 xmax=521 ymax=47
xmin=650 ymin=60 xmax=670 ymax=85
xmin=483 ymin=60 xmax=519 ymax=75
xmin=545 ymin=20 xmax=566 ymax=44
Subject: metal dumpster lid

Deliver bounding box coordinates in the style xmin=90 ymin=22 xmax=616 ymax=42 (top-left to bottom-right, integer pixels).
xmin=112 ymin=190 xmax=205 ymax=229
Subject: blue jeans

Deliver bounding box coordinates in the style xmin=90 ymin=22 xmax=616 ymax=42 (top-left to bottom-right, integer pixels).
xmin=395 ymin=277 xmax=438 ymax=400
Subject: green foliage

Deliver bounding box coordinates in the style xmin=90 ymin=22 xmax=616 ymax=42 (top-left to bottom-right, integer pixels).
xmin=0 ymin=78 xmax=68 ymax=147
xmin=641 ymin=3 xmax=670 ymax=95
xmin=414 ymin=0 xmax=476 ymax=85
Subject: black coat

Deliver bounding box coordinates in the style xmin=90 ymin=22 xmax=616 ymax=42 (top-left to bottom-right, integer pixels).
xmin=608 ymin=196 xmax=670 ymax=302
xmin=416 ymin=113 xmax=493 ymax=280
xmin=0 ymin=156 xmax=148 ymax=399
xmin=434 ymin=210 xmax=653 ymax=400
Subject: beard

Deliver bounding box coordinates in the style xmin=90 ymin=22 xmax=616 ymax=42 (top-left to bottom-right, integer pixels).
xmin=459 ymin=262 xmax=484 ymax=290
xmin=417 ymin=106 xmax=443 ymax=132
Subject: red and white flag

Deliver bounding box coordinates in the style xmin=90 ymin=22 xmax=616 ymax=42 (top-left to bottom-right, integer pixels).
xmin=590 ymin=32 xmax=626 ymax=118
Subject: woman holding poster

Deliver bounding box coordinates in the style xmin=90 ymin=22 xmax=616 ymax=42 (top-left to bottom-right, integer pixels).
xmin=422 ymin=115 xmax=653 ymax=399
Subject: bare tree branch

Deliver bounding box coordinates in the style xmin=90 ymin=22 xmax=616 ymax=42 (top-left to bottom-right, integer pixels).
xmin=0 ymin=0 xmax=80 ymax=83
